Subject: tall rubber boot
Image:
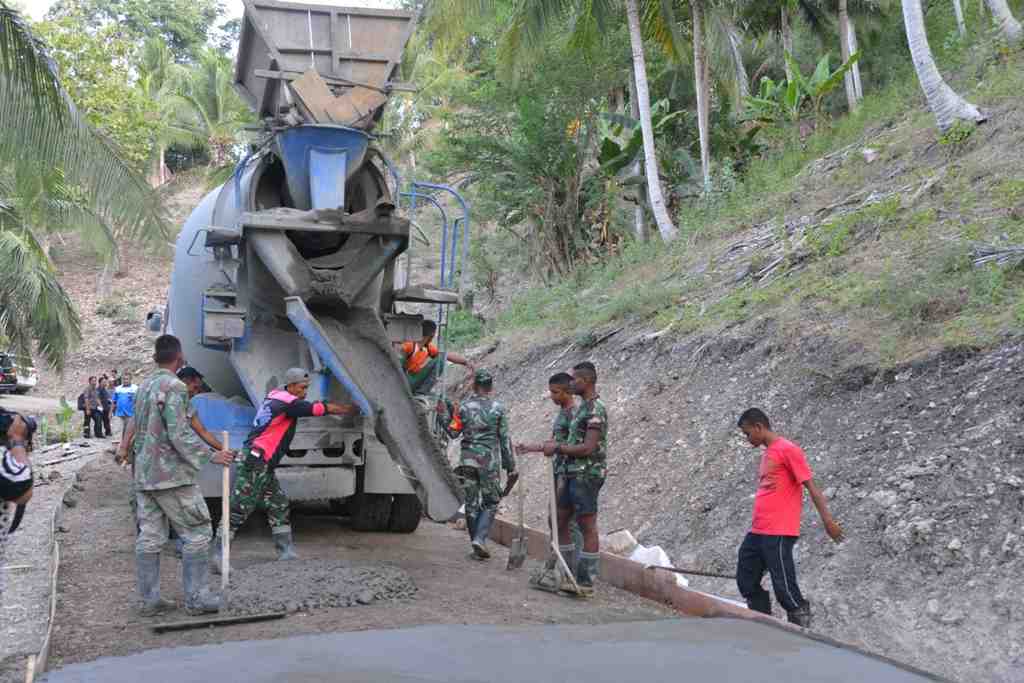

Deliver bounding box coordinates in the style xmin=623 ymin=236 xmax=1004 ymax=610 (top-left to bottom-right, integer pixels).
xmin=575 ymin=551 xmax=600 ymax=597
xmin=182 ymin=551 xmax=221 ymax=615
xmin=209 ymin=528 xmax=234 ymax=576
xmin=272 ymin=530 xmax=298 ymax=561
xmin=471 ymin=508 xmax=495 ymax=559
xmin=787 ymin=601 xmax=812 ymax=629
xmin=465 ymin=512 xmax=478 ymax=545
xmin=135 ymin=552 xmax=174 ymax=617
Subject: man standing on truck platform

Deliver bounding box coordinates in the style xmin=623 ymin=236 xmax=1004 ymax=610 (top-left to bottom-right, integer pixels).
xmin=211 ymin=368 xmax=355 ymax=573
xmin=176 ymin=366 xmax=226 ymax=452
xmin=518 ymin=372 xmax=584 ymax=586
xmin=541 ymin=362 xmax=607 ymax=596
xmin=735 ymin=408 xmax=845 ymax=628
xmin=449 ymin=369 xmax=516 ymax=560
xmin=130 ymin=334 xmax=234 ymax=616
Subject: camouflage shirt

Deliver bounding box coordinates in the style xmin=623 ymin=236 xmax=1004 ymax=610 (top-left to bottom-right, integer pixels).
xmin=132 ymin=368 xmax=212 ymax=491
xmin=457 ymin=393 xmax=515 ymax=475
xmin=564 ymin=396 xmax=608 ymax=478
xmin=551 ymin=405 xmax=575 ymax=476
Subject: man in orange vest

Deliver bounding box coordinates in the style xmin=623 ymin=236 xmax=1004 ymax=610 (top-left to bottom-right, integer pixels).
xmin=399 ymin=320 xmax=473 ymax=398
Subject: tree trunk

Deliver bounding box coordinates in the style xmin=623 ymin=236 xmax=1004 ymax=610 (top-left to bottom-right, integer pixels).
xmin=692 ymin=0 xmax=711 ymax=194
xmin=985 ymin=0 xmax=1023 ymax=43
xmin=625 ymin=0 xmax=678 ymax=242
xmin=781 ymin=4 xmax=794 ymax=81
xmin=953 ymin=0 xmax=967 ymax=36
xmin=848 ymin=19 xmax=864 ymax=100
xmin=838 ymin=0 xmax=859 ymax=111
xmin=722 ymin=15 xmax=750 ymax=113
xmin=628 ymin=71 xmax=649 ymax=243
xmin=901 ymin=0 xmax=986 ymax=132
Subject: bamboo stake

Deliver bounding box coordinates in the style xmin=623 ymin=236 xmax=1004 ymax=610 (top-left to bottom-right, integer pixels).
xmin=221 ymin=431 xmax=231 ymax=590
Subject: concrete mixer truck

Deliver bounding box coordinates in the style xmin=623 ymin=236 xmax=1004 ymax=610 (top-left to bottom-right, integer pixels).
xmin=148 ymin=0 xmax=465 ymax=533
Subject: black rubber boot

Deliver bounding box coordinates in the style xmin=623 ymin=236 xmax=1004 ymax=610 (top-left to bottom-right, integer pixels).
xmin=575 ymin=551 xmax=599 ymax=597
xmin=471 ymin=509 xmax=494 ymax=559
xmin=787 ymin=601 xmax=812 ymax=629
xmin=183 ymin=551 xmax=221 ymax=615
xmin=135 ymin=552 xmax=174 ymax=617
xmin=273 ymin=530 xmax=298 ymax=561
xmin=465 ymin=511 xmax=478 ymax=545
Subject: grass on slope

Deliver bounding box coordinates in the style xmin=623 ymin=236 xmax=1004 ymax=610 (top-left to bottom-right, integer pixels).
xmin=461 ymin=48 xmax=1024 ymax=367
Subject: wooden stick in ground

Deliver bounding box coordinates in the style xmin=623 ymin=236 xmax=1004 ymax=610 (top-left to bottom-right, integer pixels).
xmin=548 ymin=471 xmax=580 ymax=594
xmin=152 ymin=611 xmax=287 ymax=633
xmin=221 ymin=431 xmax=230 ymax=590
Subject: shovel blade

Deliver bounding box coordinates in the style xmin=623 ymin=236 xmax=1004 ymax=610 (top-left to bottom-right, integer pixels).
xmin=506 ymin=537 xmax=528 ymax=570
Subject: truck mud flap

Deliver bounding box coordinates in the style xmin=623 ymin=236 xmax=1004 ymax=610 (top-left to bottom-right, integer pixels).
xmin=285 ymin=297 xmax=461 ymax=521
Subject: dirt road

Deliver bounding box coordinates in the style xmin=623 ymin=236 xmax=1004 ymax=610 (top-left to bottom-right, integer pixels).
xmin=45 ymin=457 xmax=675 ymax=672
xmin=0 ymin=394 xmax=62 ymax=416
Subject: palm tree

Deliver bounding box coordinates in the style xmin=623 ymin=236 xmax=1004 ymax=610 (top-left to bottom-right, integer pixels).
xmin=900 ymin=0 xmax=985 ymax=132
xmin=837 ymin=0 xmax=859 ymax=111
xmin=138 ymin=38 xmax=201 ymax=185
xmin=690 ymin=0 xmax=712 ymax=194
xmin=0 ymin=1 xmax=167 ymax=370
xmin=953 ymin=0 xmax=967 ymax=36
xmin=984 ymin=0 xmax=1022 ymax=44
xmin=625 ymin=0 xmax=679 ymax=241
xmin=177 ymin=49 xmax=252 ymax=169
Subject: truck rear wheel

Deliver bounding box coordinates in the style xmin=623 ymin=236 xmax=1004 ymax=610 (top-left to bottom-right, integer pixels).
xmin=350 ymin=466 xmax=393 ymax=532
xmin=388 ymin=494 xmax=422 ymax=533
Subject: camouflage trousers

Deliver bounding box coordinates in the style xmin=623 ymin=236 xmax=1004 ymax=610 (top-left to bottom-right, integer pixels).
xmin=456 ymin=466 xmax=501 ymax=519
xmin=135 ymin=484 xmax=212 ymax=555
xmin=228 ymin=453 xmax=291 ymax=534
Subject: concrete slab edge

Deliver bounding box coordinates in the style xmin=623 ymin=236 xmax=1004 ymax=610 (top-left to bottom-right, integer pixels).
xmin=491 ymin=516 xmax=954 ymax=683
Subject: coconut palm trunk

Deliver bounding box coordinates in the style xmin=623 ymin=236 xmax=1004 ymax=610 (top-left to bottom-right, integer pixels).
xmin=953 ymin=0 xmax=967 ymax=36
xmin=628 ymin=71 xmax=649 ymax=242
xmin=838 ymin=0 xmax=859 ymax=111
xmin=781 ymin=3 xmax=794 ymax=80
xmin=984 ymin=0 xmax=1023 ymax=43
xmin=848 ymin=19 xmax=864 ymax=100
xmin=902 ymin=0 xmax=985 ymax=132
xmin=692 ymin=0 xmax=712 ymax=194
xmin=625 ymin=0 xmax=678 ymax=242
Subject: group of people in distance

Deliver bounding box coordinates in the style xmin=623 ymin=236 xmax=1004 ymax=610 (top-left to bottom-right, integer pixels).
xmin=78 ymin=371 xmax=138 ymax=440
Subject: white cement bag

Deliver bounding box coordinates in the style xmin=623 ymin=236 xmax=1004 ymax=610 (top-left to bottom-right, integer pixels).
xmin=630 ymin=544 xmax=689 ymax=588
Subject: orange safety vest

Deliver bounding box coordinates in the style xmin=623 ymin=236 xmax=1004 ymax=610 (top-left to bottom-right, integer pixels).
xmin=401 ymin=341 xmax=439 ymax=375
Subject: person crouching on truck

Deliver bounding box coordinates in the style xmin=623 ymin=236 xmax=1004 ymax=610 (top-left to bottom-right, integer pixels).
xmin=211 ymin=368 xmax=355 ymax=573
xmin=735 ymin=408 xmax=844 ymax=628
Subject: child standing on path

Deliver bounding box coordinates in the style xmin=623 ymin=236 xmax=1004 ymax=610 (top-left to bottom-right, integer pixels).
xmin=735 ymin=408 xmax=844 ymax=628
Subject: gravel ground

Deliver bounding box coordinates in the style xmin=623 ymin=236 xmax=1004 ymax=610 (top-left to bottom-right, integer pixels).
xmin=224 ymin=560 xmax=417 ymax=615
xmin=0 ymin=441 xmax=104 ymax=683
xmin=43 ymin=457 xmax=675 ymax=674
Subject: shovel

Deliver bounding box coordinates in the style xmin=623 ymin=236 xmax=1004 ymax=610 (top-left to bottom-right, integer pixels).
xmin=506 ymin=449 xmax=528 ymax=570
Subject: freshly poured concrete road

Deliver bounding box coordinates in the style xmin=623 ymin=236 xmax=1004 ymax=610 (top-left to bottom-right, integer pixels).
xmin=44 ymin=619 xmax=937 ymax=683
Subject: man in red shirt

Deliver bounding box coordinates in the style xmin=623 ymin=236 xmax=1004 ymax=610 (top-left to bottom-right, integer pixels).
xmin=736 ymin=408 xmax=844 ymax=628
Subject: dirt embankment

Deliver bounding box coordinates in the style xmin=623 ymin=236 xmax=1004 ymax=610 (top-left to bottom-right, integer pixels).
xmin=461 ymin=327 xmax=1024 ymax=683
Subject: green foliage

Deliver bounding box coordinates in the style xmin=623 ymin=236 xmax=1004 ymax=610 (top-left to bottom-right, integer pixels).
xmin=46 ymin=0 xmax=224 ymax=62
xmin=597 ymin=100 xmax=688 ymax=176
xmin=446 ymin=309 xmax=486 ymax=349
xmin=745 ymin=50 xmax=862 ymax=125
xmin=938 ymin=119 xmax=976 ymax=152
xmin=55 ymin=397 xmax=75 ymax=443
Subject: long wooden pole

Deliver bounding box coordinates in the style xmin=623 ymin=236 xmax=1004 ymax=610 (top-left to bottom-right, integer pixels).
xmin=221 ymin=431 xmax=231 ymax=589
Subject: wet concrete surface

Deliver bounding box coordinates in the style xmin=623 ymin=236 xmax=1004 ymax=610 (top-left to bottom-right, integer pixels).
xmin=42 ymin=618 xmax=934 ymax=682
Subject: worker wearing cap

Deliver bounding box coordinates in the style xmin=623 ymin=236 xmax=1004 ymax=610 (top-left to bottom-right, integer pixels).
xmin=211 ymin=368 xmax=355 ymax=571
xmin=448 ymin=369 xmax=516 ymax=560
xmin=175 ymin=366 xmax=226 ymax=453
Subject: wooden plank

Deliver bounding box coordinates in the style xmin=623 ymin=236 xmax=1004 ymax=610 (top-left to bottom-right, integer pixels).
xmin=254 ymin=68 xmax=416 ymax=93
xmin=326 ymin=85 xmax=389 ymax=127
xmin=152 ymin=612 xmax=287 ymax=633
xmin=287 ymin=68 xmax=337 ymax=124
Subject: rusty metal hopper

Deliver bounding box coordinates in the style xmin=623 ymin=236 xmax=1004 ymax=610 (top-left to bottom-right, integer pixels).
xmin=234 ymin=0 xmax=416 ymax=122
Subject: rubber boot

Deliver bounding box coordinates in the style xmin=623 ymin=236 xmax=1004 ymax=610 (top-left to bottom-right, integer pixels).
xmin=209 ymin=528 xmax=234 ymax=576
xmin=575 ymin=551 xmax=600 ymax=597
xmin=471 ymin=508 xmax=494 ymax=559
xmin=746 ymin=592 xmax=772 ymax=616
xmin=272 ymin=530 xmax=298 ymax=561
xmin=787 ymin=601 xmax=812 ymax=629
xmin=135 ymin=552 xmax=174 ymax=617
xmin=465 ymin=512 xmax=478 ymax=546
xmin=183 ymin=551 xmax=221 ymax=615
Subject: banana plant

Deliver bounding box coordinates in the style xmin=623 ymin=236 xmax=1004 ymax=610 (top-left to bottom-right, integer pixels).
xmin=597 ymin=99 xmax=688 ymax=176
xmin=743 ymin=50 xmax=861 ymax=126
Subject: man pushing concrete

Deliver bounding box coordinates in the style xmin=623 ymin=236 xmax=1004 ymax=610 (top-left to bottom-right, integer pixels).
xmin=131 ymin=335 xmax=233 ymax=616
xmin=212 ymin=368 xmax=354 ymax=572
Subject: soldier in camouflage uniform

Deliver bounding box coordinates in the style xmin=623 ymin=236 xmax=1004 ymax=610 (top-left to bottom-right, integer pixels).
xmin=449 ymin=369 xmax=516 ymax=560
xmin=518 ymin=372 xmax=583 ymax=581
xmin=131 ymin=335 xmax=233 ymax=616
xmin=541 ymin=361 xmax=608 ymax=596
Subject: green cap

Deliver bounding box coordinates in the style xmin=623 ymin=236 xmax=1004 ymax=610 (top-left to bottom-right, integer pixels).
xmin=474 ymin=368 xmax=494 ymax=385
